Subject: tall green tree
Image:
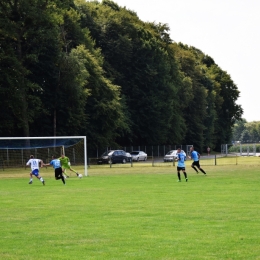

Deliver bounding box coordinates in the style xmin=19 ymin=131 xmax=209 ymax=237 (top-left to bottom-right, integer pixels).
xmin=34 ymin=6 xmax=91 ymax=137
xmin=0 ymin=0 xmax=127 ymax=146
xmin=0 ymin=0 xmax=244 ymax=154
xmin=0 ymin=0 xmax=76 ymax=137
xmin=232 ymin=119 xmax=247 ymax=141
xmin=211 ymin=67 xmax=243 ymax=147
xmin=78 ymin=0 xmax=184 ymax=145
xmin=66 ymin=2 xmax=129 ymax=148
xmin=0 ymin=0 xmax=50 ymax=136
xmin=173 ymin=44 xmax=208 ymax=151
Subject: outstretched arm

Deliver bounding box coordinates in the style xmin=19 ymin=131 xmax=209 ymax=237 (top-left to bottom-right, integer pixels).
xmin=42 ymin=163 xmax=50 ymax=167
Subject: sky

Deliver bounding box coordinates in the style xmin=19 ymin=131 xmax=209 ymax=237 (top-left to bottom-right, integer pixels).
xmin=103 ymin=0 xmax=260 ymax=122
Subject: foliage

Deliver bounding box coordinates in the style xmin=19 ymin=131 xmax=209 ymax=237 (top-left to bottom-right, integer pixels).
xmin=0 ymin=0 xmax=243 ymax=153
xmin=232 ymin=119 xmax=260 ymax=143
xmin=0 ymin=0 xmax=55 ymax=136
xmin=228 ymin=143 xmax=260 ymax=153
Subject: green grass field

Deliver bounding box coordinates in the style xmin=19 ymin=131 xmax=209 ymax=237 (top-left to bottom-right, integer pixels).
xmin=1 ymin=162 xmax=260 ymax=260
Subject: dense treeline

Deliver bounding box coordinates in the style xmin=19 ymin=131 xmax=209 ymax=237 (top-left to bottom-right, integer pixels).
xmin=232 ymin=119 xmax=260 ymax=143
xmin=0 ymin=0 xmax=243 ymax=152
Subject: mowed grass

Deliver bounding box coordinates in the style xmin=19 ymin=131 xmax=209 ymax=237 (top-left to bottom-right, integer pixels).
xmin=1 ymin=163 xmax=260 ymax=260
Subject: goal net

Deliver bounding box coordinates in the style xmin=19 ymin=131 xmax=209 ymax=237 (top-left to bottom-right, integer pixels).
xmin=0 ymin=136 xmax=87 ymax=176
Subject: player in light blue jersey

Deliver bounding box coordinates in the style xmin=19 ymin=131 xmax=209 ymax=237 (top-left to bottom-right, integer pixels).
xmin=26 ymin=155 xmax=45 ymax=185
xmin=189 ymin=146 xmax=206 ymax=175
xmin=176 ymin=148 xmax=188 ymax=182
xmin=43 ymin=155 xmax=65 ymax=185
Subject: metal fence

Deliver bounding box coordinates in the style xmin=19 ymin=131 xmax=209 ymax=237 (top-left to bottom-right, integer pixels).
xmin=88 ymin=154 xmax=260 ymax=168
xmin=224 ymin=142 xmax=260 ymax=156
xmin=89 ymin=144 xmax=193 ymax=158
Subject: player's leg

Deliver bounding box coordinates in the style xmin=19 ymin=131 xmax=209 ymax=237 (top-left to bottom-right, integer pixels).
xmin=182 ymin=169 xmax=188 ymax=182
xmin=197 ymin=161 xmax=206 ymax=174
xmin=60 ymin=175 xmax=65 ymax=184
xmin=191 ymin=162 xmax=198 ymax=173
xmin=37 ymin=176 xmax=45 ymax=185
xmin=63 ymin=167 xmax=69 ymax=178
xmin=55 ymin=169 xmax=65 ymax=184
xmin=69 ymin=166 xmax=79 ymax=176
xmin=38 ymin=175 xmax=45 ymax=185
xmin=33 ymin=170 xmax=45 ymax=185
xmin=199 ymin=166 xmax=206 ymax=174
xmin=55 ymin=169 xmax=60 ymax=180
xmin=29 ymin=172 xmax=33 ymax=184
xmin=57 ymin=168 xmax=65 ymax=184
xmin=177 ymin=167 xmax=181 ymax=182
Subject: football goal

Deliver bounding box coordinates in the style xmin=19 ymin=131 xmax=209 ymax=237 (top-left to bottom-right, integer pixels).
xmin=0 ymin=136 xmax=87 ymax=176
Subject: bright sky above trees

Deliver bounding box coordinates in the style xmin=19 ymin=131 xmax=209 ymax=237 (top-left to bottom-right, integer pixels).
xmin=111 ymin=0 xmax=260 ymax=122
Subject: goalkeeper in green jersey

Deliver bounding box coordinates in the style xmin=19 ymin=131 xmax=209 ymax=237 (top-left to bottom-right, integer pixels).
xmin=58 ymin=154 xmax=79 ymax=178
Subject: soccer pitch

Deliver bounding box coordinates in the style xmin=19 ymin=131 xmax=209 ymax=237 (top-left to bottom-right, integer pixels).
xmin=0 ymin=164 xmax=260 ymax=260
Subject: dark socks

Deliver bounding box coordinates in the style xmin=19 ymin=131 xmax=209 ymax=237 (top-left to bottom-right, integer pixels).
xmin=61 ymin=176 xmax=65 ymax=184
xmin=200 ymin=168 xmax=206 ymax=174
xmin=56 ymin=176 xmax=66 ymax=184
xmin=192 ymin=166 xmax=198 ymax=173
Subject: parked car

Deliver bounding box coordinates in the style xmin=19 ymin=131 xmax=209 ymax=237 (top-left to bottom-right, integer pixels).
xmin=126 ymin=152 xmax=132 ymax=162
xmin=130 ymin=151 xmax=148 ymax=161
xmin=164 ymin=150 xmax=186 ymax=162
xmin=97 ymin=150 xmax=128 ymax=164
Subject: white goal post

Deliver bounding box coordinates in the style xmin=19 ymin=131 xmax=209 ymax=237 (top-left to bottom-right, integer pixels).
xmin=0 ymin=136 xmax=87 ymax=176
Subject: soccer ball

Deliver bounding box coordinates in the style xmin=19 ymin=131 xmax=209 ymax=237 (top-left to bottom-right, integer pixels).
xmin=78 ymin=174 xmax=83 ymax=178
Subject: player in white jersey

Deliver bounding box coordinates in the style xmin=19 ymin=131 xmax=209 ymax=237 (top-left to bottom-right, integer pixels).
xmin=26 ymin=155 xmax=45 ymax=185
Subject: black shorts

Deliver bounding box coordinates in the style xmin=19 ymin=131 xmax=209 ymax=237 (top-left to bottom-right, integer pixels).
xmin=192 ymin=161 xmax=200 ymax=167
xmin=55 ymin=167 xmax=63 ymax=178
xmin=177 ymin=166 xmax=185 ymax=171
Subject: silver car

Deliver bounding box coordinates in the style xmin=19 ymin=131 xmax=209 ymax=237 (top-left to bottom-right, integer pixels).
xmin=130 ymin=151 xmax=147 ymax=161
xmin=164 ymin=150 xmax=186 ymax=162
